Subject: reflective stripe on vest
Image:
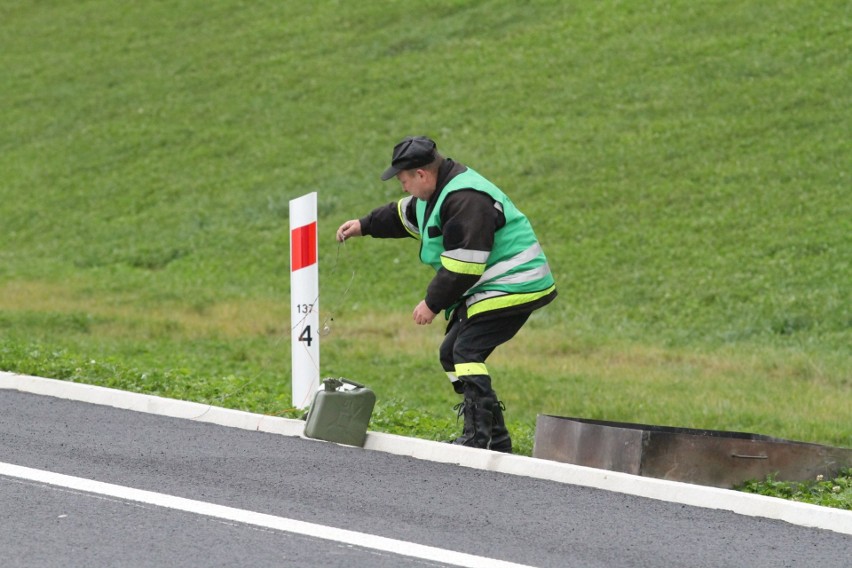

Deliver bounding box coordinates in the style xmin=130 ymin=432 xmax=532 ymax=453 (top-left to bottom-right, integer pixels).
xmin=469 ymin=242 xmax=544 ymax=289
xmin=397 ymin=196 xmax=419 ymax=238
xmin=466 ymin=284 xmax=557 ymax=318
xmin=440 ymin=248 xmax=490 ymax=275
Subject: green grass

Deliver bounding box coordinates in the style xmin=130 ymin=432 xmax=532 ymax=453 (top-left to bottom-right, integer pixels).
xmin=1 ymin=0 xmax=849 ymax=483
xmin=738 ymin=468 xmax=852 ymax=510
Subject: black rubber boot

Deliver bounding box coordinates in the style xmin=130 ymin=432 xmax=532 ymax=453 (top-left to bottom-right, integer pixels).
xmin=451 ymin=400 xmax=473 ymax=445
xmin=452 ymin=385 xmax=496 ymax=449
xmin=489 ymin=400 xmax=512 ymax=453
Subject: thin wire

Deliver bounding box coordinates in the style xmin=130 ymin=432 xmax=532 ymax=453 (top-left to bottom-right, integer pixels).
xmin=192 ymin=239 xmax=356 ymax=419
xmin=320 ymin=240 xmax=357 ymax=336
xmin=290 ymin=239 xmax=356 ymax=337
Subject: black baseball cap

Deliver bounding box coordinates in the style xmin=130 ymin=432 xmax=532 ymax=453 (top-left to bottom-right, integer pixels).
xmin=380 ymin=136 xmax=438 ymax=181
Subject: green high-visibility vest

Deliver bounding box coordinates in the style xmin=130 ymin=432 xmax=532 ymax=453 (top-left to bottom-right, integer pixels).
xmin=415 ymin=168 xmax=555 ymax=318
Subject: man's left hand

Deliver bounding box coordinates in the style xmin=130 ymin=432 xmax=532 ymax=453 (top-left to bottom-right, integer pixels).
xmin=413 ymin=301 xmax=437 ymax=325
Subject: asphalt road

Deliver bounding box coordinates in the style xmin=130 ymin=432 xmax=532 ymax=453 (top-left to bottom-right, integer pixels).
xmin=1 ymin=390 xmax=849 ymax=567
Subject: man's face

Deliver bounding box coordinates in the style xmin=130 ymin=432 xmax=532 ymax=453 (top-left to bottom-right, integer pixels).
xmin=397 ymin=169 xmax=435 ymax=201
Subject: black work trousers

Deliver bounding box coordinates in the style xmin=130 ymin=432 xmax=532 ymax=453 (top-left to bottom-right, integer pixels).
xmin=439 ymin=303 xmax=532 ymax=396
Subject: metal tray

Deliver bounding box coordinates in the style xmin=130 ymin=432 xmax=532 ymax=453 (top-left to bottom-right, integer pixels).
xmin=533 ymin=414 xmax=852 ymax=488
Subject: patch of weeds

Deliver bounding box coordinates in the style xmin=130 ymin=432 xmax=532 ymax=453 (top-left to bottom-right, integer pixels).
xmin=370 ymin=399 xmax=459 ymax=443
xmin=368 ymin=399 xmax=537 ymax=456
xmin=736 ymin=468 xmax=852 ymax=510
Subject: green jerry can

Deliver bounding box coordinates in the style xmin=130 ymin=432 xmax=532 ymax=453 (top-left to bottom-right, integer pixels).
xmin=303 ymin=377 xmax=376 ymax=447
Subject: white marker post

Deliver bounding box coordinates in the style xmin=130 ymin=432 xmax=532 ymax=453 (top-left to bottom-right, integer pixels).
xmin=289 ymin=192 xmax=320 ymax=409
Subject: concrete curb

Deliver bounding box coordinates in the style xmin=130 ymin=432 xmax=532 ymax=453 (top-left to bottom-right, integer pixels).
xmin=2 ymin=371 xmax=850 ymax=536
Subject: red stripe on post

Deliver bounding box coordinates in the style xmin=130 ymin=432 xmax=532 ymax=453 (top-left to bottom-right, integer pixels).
xmin=291 ymin=221 xmax=317 ymax=272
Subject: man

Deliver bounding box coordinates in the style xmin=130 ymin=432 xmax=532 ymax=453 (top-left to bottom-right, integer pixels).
xmin=336 ymin=136 xmax=556 ymax=452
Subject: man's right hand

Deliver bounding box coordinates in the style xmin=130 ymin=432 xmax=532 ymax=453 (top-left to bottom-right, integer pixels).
xmin=336 ymin=219 xmax=362 ymax=242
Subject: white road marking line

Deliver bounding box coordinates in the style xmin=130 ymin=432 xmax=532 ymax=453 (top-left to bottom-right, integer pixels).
xmin=0 ymin=462 xmax=537 ymax=568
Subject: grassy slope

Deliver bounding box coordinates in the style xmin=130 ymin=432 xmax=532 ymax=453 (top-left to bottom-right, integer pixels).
xmin=1 ymin=1 xmax=849 ymax=455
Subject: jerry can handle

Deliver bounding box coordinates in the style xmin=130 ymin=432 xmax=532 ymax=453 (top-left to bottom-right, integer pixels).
xmin=339 ymin=377 xmax=366 ymax=389
xmin=322 ymin=377 xmax=366 ymax=391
